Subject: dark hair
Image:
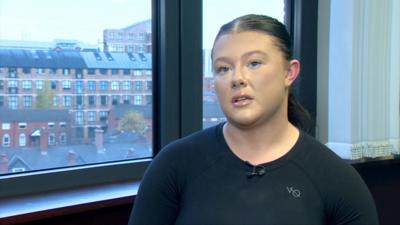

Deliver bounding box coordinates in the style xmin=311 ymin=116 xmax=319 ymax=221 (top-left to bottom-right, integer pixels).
xmin=212 ymin=14 xmax=313 ymax=132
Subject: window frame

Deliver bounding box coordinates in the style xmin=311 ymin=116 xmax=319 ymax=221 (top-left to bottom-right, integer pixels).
xmin=0 ymin=0 xmax=317 ymax=203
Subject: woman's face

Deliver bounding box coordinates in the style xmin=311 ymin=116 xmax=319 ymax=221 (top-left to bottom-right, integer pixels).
xmin=212 ymin=31 xmax=299 ymax=129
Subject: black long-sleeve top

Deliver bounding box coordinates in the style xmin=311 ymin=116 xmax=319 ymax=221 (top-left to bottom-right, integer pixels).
xmin=129 ymin=123 xmax=379 ymax=225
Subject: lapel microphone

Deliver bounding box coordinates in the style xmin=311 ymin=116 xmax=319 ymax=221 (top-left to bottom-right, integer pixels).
xmin=244 ymin=161 xmax=266 ymax=178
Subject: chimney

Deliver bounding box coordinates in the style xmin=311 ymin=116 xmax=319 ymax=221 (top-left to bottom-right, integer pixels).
xmin=68 ymin=150 xmax=77 ymax=166
xmin=0 ymin=154 xmax=9 ymax=174
xmin=95 ymin=128 xmax=105 ymax=153
xmin=126 ymin=147 xmax=135 ymax=159
xmin=40 ymin=128 xmax=48 ymax=155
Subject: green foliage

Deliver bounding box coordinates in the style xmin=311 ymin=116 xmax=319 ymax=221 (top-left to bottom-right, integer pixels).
xmin=118 ymin=110 xmax=147 ymax=135
xmin=36 ymin=81 xmax=55 ymax=109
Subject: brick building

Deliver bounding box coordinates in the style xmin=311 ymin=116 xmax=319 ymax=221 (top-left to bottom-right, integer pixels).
xmin=103 ymin=19 xmax=151 ymax=53
xmin=0 ymin=109 xmax=70 ymax=148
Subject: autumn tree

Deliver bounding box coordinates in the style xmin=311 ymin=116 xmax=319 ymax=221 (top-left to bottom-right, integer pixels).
xmin=118 ymin=110 xmax=147 ymax=135
xmin=36 ymin=80 xmax=55 ymax=109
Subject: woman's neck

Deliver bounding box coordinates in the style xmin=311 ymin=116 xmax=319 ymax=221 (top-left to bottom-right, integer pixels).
xmin=223 ymin=118 xmax=299 ymax=165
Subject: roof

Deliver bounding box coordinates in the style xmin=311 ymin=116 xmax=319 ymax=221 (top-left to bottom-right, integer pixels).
xmin=0 ymin=109 xmax=70 ymax=123
xmin=0 ymin=141 xmax=152 ymax=173
xmin=0 ymin=49 xmax=151 ymax=69
xmin=0 ymin=49 xmax=86 ymax=68
xmin=109 ymin=104 xmax=152 ymax=120
xmin=80 ymin=52 xmax=151 ymax=69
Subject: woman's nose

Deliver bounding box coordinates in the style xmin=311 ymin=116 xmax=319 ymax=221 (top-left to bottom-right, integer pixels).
xmin=231 ymin=70 xmax=248 ymax=89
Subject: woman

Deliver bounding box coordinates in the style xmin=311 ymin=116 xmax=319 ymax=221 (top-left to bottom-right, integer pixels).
xmin=129 ymin=14 xmax=378 ymax=225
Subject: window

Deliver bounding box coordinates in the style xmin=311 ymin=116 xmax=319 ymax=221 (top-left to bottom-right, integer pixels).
xmin=75 ymin=111 xmax=84 ymax=125
xmin=18 ymin=123 xmax=27 ymax=129
xmin=100 ymin=69 xmax=108 ymax=75
xmin=62 ymin=80 xmax=71 ymax=90
xmin=133 ymin=70 xmax=141 ymax=76
xmin=99 ymin=111 xmax=108 ymax=121
xmin=53 ymin=96 xmax=59 ymax=107
xmin=2 ymin=123 xmax=10 ymax=130
xmin=22 ymin=80 xmax=32 ymax=89
xmin=87 ymin=69 xmax=95 ymax=75
xmin=99 ymin=81 xmax=108 ymax=91
xmin=22 ymin=67 xmax=31 ymax=74
xmin=37 ymin=68 xmax=44 ymax=75
xmin=134 ymin=95 xmax=142 ymax=105
xmin=62 ymin=96 xmax=72 ymax=107
xmin=100 ymin=95 xmax=108 ymax=106
xmin=75 ymin=81 xmax=84 ymax=93
xmin=48 ymin=133 xmax=56 ymax=145
xmin=22 ymin=96 xmax=32 ymax=108
xmin=60 ymin=133 xmax=67 ymax=145
xmin=36 ymin=80 xmax=44 ymax=89
xmin=111 ymin=69 xmax=119 ymax=75
xmin=111 ymin=81 xmax=119 ymax=90
xmin=19 ymin=133 xmax=26 ymax=147
xmin=8 ymin=96 xmax=18 ymax=109
xmin=88 ymin=111 xmax=96 ymax=122
xmin=134 ymin=81 xmax=142 ymax=91
xmin=88 ymin=95 xmax=96 ymax=105
xmin=2 ymin=134 xmax=10 ymax=147
xmin=63 ymin=69 xmax=70 ymax=76
xmin=111 ymin=95 xmax=119 ymax=105
xmin=122 ymin=81 xmax=131 ymax=90
xmin=88 ymin=81 xmax=96 ymax=91
xmin=51 ymin=80 xmax=58 ymax=90
xmin=123 ymin=95 xmax=130 ymax=104
xmin=76 ymin=95 xmax=84 ymax=106
xmin=8 ymin=80 xmax=18 ymax=88
xmin=48 ymin=122 xmax=55 ymax=128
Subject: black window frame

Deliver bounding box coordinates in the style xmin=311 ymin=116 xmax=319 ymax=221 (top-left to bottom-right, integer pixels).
xmin=0 ymin=0 xmax=317 ymax=200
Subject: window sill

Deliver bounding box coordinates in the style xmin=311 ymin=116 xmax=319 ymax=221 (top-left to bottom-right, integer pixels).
xmin=0 ymin=180 xmax=139 ymax=224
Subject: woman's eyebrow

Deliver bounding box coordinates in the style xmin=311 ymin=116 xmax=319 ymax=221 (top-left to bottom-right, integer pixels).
xmin=241 ymin=50 xmax=268 ymax=59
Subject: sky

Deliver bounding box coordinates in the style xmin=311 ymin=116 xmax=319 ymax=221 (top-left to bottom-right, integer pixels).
xmin=0 ymin=0 xmax=284 ymax=49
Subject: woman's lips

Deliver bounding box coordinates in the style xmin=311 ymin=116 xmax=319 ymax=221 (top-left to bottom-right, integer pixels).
xmin=232 ymin=95 xmax=253 ymax=107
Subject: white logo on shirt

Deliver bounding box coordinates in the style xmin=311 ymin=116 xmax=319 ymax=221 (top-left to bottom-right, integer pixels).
xmin=286 ymin=186 xmax=301 ymax=198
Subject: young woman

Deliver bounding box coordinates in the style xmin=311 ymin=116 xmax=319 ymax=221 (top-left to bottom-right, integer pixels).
xmin=129 ymin=14 xmax=378 ymax=225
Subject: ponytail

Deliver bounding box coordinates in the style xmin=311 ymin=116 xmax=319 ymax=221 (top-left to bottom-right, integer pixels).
xmin=287 ymin=90 xmax=313 ymax=133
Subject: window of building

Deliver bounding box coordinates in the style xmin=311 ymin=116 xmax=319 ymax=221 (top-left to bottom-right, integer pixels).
xmin=75 ymin=81 xmax=83 ymax=93
xmin=88 ymin=111 xmax=96 ymax=122
xmin=88 ymin=95 xmax=96 ymax=105
xmin=123 ymin=95 xmax=130 ymax=104
xmin=111 ymin=95 xmax=119 ymax=105
xmin=22 ymin=80 xmax=32 ymax=90
xmin=0 ymin=80 xmax=4 ymax=90
xmin=22 ymin=96 xmax=32 ymax=108
xmin=48 ymin=122 xmax=55 ymax=128
xmin=60 ymin=133 xmax=66 ymax=145
xmin=8 ymin=96 xmax=18 ymax=109
xmin=100 ymin=95 xmax=108 ymax=105
xmin=75 ymin=111 xmax=84 ymax=125
xmin=2 ymin=134 xmax=10 ymax=147
xmin=8 ymin=80 xmax=18 ymax=88
xmin=76 ymin=95 xmax=84 ymax=106
xmin=62 ymin=80 xmax=71 ymax=90
xmin=62 ymin=96 xmax=72 ymax=107
xmin=19 ymin=133 xmax=26 ymax=147
xmin=59 ymin=122 xmax=67 ymax=128
xmin=134 ymin=81 xmax=142 ymax=91
xmin=53 ymin=96 xmax=58 ymax=107
xmin=99 ymin=111 xmax=108 ymax=121
xmin=2 ymin=123 xmax=10 ymax=130
xmin=123 ymin=69 xmax=130 ymax=75
xmin=100 ymin=69 xmax=108 ymax=75
xmin=48 ymin=133 xmax=56 ymax=145
xmin=36 ymin=80 xmax=44 ymax=89
xmin=134 ymin=95 xmax=142 ymax=105
xmin=88 ymin=81 xmax=96 ymax=91
xmin=51 ymin=80 xmax=58 ymax=90
xmin=111 ymin=81 xmax=119 ymax=90
xmin=63 ymin=69 xmax=70 ymax=76
xmin=99 ymin=81 xmax=108 ymax=91
xmin=111 ymin=69 xmax=119 ymax=75
xmin=133 ymin=70 xmax=141 ymax=76
xmin=122 ymin=81 xmax=131 ymax=90
xmin=37 ymin=68 xmax=44 ymax=75
xmin=18 ymin=123 xmax=27 ymax=129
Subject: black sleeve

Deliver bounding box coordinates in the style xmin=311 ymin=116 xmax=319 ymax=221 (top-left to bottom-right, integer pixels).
xmin=128 ymin=146 xmax=182 ymax=225
xmin=324 ymin=165 xmax=379 ymax=225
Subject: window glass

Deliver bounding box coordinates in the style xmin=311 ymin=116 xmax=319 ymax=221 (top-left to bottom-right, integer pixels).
xmin=202 ymin=0 xmax=285 ymax=128
xmin=0 ymin=0 xmax=152 ymax=175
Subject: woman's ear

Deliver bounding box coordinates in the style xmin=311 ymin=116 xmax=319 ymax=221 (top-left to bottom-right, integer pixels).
xmin=285 ymin=59 xmax=300 ymax=86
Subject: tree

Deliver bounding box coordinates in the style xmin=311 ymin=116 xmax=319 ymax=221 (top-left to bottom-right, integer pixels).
xmin=118 ymin=110 xmax=147 ymax=135
xmin=36 ymin=80 xmax=55 ymax=109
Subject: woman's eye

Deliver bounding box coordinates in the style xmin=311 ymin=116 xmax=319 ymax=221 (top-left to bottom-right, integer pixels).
xmin=248 ymin=60 xmax=262 ymax=69
xmin=215 ymin=66 xmax=230 ymax=75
